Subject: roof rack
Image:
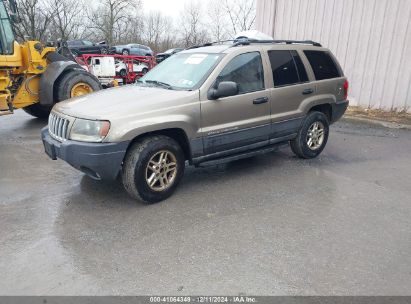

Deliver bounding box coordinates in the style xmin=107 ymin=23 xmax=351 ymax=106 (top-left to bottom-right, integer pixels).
xmin=186 ymin=38 xmax=322 ymax=50
xmin=186 ymin=40 xmax=235 ymax=50
xmin=233 ymin=38 xmax=322 ymax=47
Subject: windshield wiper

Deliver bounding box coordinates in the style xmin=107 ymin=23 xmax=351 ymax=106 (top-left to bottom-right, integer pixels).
xmin=144 ymin=80 xmax=173 ymax=90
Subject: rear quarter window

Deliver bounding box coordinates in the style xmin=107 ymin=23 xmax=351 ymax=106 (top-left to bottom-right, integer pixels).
xmin=304 ymin=50 xmax=341 ymax=80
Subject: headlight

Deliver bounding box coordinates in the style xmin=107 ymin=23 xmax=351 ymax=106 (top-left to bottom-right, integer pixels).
xmin=69 ymin=119 xmax=110 ymax=142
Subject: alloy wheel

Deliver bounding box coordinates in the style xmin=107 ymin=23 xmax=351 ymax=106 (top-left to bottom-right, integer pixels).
xmin=306 ymin=121 xmax=325 ymax=150
xmin=145 ymin=150 xmax=178 ymax=191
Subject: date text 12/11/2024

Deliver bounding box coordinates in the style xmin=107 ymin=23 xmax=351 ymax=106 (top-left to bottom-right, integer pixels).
xmin=149 ymin=296 xmax=257 ymax=303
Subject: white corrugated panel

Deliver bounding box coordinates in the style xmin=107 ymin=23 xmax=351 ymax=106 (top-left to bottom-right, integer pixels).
xmin=256 ymin=0 xmax=411 ymax=113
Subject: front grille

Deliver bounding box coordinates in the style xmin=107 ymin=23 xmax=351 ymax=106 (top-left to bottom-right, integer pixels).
xmin=49 ymin=112 xmax=70 ymax=141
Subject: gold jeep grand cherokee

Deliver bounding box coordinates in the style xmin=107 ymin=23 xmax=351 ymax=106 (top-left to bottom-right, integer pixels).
xmin=42 ymin=38 xmax=349 ymax=203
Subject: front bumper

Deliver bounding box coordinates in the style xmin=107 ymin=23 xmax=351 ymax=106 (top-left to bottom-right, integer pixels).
xmin=41 ymin=127 xmax=129 ymax=180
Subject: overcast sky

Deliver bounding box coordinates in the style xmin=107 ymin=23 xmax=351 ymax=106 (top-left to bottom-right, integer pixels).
xmin=141 ymin=0 xmax=199 ymax=18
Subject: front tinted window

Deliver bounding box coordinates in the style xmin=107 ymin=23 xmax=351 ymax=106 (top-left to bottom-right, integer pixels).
xmin=268 ymin=50 xmax=300 ymax=87
xmin=139 ymin=53 xmax=223 ymax=90
xmin=304 ymin=50 xmax=341 ymax=80
xmin=215 ymin=52 xmax=264 ymax=94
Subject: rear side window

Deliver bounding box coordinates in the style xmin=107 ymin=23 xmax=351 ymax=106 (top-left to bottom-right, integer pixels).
xmin=215 ymin=52 xmax=264 ymax=94
xmin=268 ymin=50 xmax=308 ymax=87
xmin=304 ymin=50 xmax=341 ymax=80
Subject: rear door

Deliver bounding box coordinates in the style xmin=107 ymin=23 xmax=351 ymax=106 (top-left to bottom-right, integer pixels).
xmin=267 ymin=49 xmax=315 ymax=139
xmin=201 ymin=51 xmax=271 ymax=155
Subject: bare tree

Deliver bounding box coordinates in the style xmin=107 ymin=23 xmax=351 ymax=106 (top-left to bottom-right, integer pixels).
xmin=179 ymin=0 xmax=209 ymax=47
xmin=120 ymin=13 xmax=144 ymax=45
xmin=88 ymin=0 xmax=142 ymax=45
xmin=207 ymin=0 xmax=229 ymax=42
xmin=14 ymin=0 xmax=52 ymax=42
xmin=223 ymin=0 xmax=256 ymax=37
xmin=143 ymin=11 xmax=171 ymax=51
xmin=47 ymin=0 xmax=87 ymax=41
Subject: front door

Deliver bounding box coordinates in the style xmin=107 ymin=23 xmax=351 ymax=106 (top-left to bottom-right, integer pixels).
xmin=201 ymin=51 xmax=271 ymax=155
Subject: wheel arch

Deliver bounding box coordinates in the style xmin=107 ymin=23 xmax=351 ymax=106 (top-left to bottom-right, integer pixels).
xmin=126 ymin=128 xmax=193 ymax=162
xmin=309 ymin=103 xmax=332 ymax=121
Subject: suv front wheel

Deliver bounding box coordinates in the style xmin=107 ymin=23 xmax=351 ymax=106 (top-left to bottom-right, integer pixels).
xmin=122 ymin=135 xmax=185 ymax=203
xmin=290 ymin=111 xmax=329 ymax=159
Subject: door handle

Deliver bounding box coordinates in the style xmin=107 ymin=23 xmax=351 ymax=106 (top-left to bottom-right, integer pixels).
xmin=302 ymin=88 xmax=314 ymax=95
xmin=253 ymin=97 xmax=269 ymax=104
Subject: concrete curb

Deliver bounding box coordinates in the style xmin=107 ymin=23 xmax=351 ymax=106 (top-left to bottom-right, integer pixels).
xmin=342 ymin=115 xmax=411 ymax=130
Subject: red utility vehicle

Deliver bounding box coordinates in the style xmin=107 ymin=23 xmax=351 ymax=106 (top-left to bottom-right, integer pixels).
xmin=76 ymin=54 xmax=156 ymax=84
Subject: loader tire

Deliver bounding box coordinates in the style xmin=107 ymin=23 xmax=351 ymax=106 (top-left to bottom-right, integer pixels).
xmin=56 ymin=69 xmax=101 ymax=102
xmin=23 ymin=103 xmax=53 ymax=119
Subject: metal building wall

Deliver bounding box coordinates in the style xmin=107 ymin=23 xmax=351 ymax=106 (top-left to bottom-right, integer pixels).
xmin=256 ymin=0 xmax=411 ymax=113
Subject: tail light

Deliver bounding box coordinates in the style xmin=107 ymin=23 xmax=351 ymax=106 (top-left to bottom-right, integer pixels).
xmin=343 ymin=80 xmax=349 ymax=100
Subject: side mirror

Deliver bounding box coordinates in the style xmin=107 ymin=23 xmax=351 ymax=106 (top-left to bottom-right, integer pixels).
xmin=208 ymin=81 xmax=239 ymax=100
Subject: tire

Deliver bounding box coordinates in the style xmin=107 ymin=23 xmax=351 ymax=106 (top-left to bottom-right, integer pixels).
xmin=122 ymin=49 xmax=129 ymax=55
xmin=56 ymin=69 xmax=101 ymax=101
xmin=101 ymin=48 xmax=108 ymax=54
xmin=23 ymin=103 xmax=52 ymax=119
xmin=290 ymin=111 xmax=329 ymax=159
xmin=122 ymin=135 xmax=185 ymax=204
xmin=142 ymin=68 xmax=148 ymax=74
xmin=119 ymin=69 xmax=127 ymax=77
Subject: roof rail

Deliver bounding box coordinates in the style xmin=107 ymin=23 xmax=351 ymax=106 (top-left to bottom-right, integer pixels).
xmin=186 ymin=38 xmax=322 ymax=50
xmin=186 ymin=40 xmax=235 ymax=50
xmin=233 ymin=38 xmax=322 ymax=47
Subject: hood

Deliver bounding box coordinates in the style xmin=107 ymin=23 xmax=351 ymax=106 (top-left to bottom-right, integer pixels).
xmin=53 ymin=85 xmax=198 ymax=120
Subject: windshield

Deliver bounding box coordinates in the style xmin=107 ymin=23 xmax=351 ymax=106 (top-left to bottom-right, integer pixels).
xmin=139 ymin=53 xmax=223 ymax=90
xmin=0 ymin=2 xmax=15 ymax=55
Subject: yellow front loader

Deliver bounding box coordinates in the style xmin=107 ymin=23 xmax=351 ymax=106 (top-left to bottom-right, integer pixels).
xmin=0 ymin=0 xmax=101 ymax=118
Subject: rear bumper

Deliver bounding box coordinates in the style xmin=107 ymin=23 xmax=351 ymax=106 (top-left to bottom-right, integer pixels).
xmin=41 ymin=127 xmax=129 ymax=180
xmin=331 ymin=100 xmax=349 ymax=123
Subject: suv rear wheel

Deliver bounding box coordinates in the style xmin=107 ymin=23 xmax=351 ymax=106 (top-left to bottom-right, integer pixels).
xmin=290 ymin=111 xmax=329 ymax=159
xmin=122 ymin=135 xmax=185 ymax=203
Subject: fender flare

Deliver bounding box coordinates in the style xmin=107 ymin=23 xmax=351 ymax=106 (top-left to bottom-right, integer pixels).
xmin=39 ymin=61 xmax=79 ymax=106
